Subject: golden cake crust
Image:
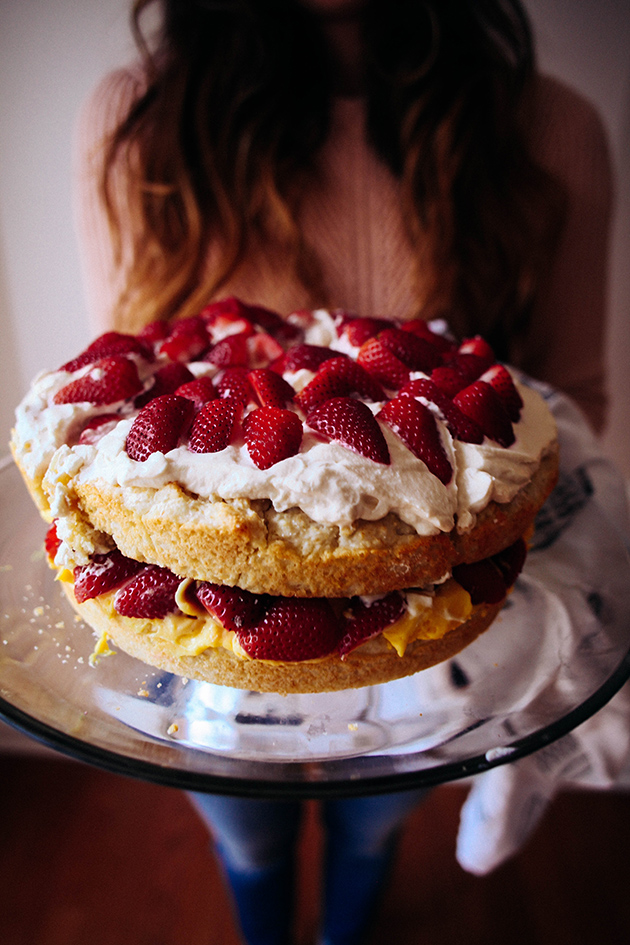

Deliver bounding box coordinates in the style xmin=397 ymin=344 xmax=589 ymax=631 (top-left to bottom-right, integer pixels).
xmin=54 ymin=445 xmax=558 ymax=598
xmin=61 ymin=581 xmax=503 ymax=694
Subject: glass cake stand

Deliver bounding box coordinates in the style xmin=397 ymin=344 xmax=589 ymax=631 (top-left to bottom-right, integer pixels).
xmin=1 ymin=455 xmax=629 ymax=798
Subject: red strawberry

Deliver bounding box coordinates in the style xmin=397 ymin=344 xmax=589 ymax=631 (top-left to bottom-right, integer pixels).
xmin=459 ymin=335 xmax=495 ymax=368
xmin=378 ymin=327 xmax=442 ymax=373
xmin=491 ymin=537 xmax=527 ymax=588
xmin=236 ymin=597 xmax=341 ymax=661
xmin=73 ymin=549 xmax=143 ymax=604
xmin=247 ymin=332 xmax=285 ymax=368
xmin=174 ymin=376 xmax=218 ymax=409
xmin=453 ymin=381 xmax=515 ymax=447
xmin=202 ymin=296 xmax=299 ymax=342
xmin=379 ymin=396 xmax=453 ymax=484
xmin=450 ymin=352 xmax=492 ymax=383
xmin=200 ymin=296 xmax=248 ymax=324
xmin=339 ymin=591 xmax=405 ymax=658
xmin=430 ymin=364 xmax=471 ymax=397
xmin=244 ymin=407 xmax=303 ymax=469
xmin=481 ymin=364 xmax=523 ymax=422
xmin=53 ymin=356 xmax=143 ymax=406
xmin=249 ymin=368 xmax=295 ymax=408
xmin=296 ymin=357 xmax=385 ymax=413
xmin=188 ymin=398 xmax=242 ymax=453
xmin=77 ymin=413 xmax=121 ymax=446
xmin=206 ymin=332 xmax=250 ymax=368
xmin=399 ymin=378 xmax=483 ymax=444
xmin=356 ymin=336 xmax=410 ymax=389
xmin=196 ymin=582 xmax=265 ymax=632
xmin=125 ymin=394 xmax=195 ymax=461
xmin=114 ymin=564 xmax=182 ymax=619
xmin=307 ymin=397 xmax=390 ymax=465
xmin=135 ymin=361 xmax=196 ymax=407
xmin=44 ymin=521 xmax=61 ymax=563
xmin=244 ymin=302 xmax=298 ymax=341
xmin=276 ymin=343 xmax=342 ymax=374
xmin=207 ymin=314 xmax=255 ymax=341
xmin=452 ymin=558 xmax=507 ymax=605
xmin=138 ymin=320 xmax=170 ymax=346
xmin=400 ymin=320 xmax=457 ymax=356
xmin=215 ymin=367 xmax=255 ymax=407
xmin=60 ymin=332 xmax=151 ymax=373
xmin=339 ymin=317 xmax=392 ymax=347
xmin=159 ymin=315 xmax=210 ymax=362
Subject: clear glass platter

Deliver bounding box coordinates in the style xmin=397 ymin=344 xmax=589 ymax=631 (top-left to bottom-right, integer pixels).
xmin=1 ymin=455 xmax=629 ymax=798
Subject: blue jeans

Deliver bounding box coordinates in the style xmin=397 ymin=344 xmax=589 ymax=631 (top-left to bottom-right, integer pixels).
xmin=189 ymin=790 xmax=428 ymax=945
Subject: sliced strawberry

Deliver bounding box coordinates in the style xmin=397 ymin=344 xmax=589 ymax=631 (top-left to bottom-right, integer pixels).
xmin=249 ymin=368 xmax=295 ymax=408
xmin=53 ymin=356 xmax=143 ymax=406
xmin=452 ymin=558 xmax=507 ymax=605
xmin=307 ymin=397 xmax=390 ymax=465
xmin=378 ymin=327 xmax=442 ymax=373
xmin=174 ymin=376 xmax=218 ymax=409
xmin=379 ymin=396 xmax=453 ymax=484
xmin=159 ymin=315 xmax=210 ymax=362
xmin=205 ymin=332 xmax=250 ymax=368
xmin=247 ymin=332 xmax=285 ymax=369
xmin=459 ymin=335 xmax=495 ymax=368
xmin=276 ymin=343 xmax=342 ymax=374
xmin=356 ymin=336 xmax=410 ymax=389
xmin=400 ymin=320 xmax=457 ymax=356
xmin=339 ymin=317 xmax=392 ymax=347
xmin=125 ymin=394 xmax=195 ymax=461
xmin=114 ymin=564 xmax=182 ymax=619
xmin=430 ymin=364 xmax=471 ymax=397
xmin=196 ymin=582 xmax=265 ymax=632
xmin=399 ymin=378 xmax=483 ymax=444
xmin=296 ymin=357 xmax=385 ymax=414
xmin=244 ymin=302 xmax=299 ymax=341
xmin=188 ymin=398 xmax=242 ymax=453
xmin=215 ymin=367 xmax=255 ymax=407
xmin=453 ymin=380 xmax=515 ymax=447
xmin=202 ymin=296 xmax=299 ymax=341
xmin=77 ymin=413 xmax=121 ymax=446
xmin=138 ymin=320 xmax=170 ymax=346
xmin=243 ymin=406 xmax=303 ymax=469
xmin=200 ymin=296 xmax=247 ymax=324
xmin=339 ymin=592 xmax=405 ymax=658
xmin=491 ymin=537 xmax=527 ymax=588
xmin=135 ymin=361 xmax=196 ymax=407
xmin=207 ymin=314 xmax=255 ymax=341
xmin=44 ymin=521 xmax=61 ymax=564
xmin=481 ymin=364 xmax=523 ymax=423
xmin=236 ymin=597 xmax=341 ymax=661
xmin=74 ymin=549 xmax=143 ymax=604
xmin=60 ymin=332 xmax=152 ymax=373
xmin=450 ymin=352 xmax=492 ymax=383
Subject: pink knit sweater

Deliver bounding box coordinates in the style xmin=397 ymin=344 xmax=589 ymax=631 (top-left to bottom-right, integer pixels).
xmin=73 ymin=70 xmax=612 ymax=432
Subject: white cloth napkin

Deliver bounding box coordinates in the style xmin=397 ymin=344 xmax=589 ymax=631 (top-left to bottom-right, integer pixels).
xmin=455 ymin=382 xmax=630 ymax=875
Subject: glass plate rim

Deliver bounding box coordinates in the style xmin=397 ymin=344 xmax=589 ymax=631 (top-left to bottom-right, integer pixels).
xmin=1 ymin=646 xmax=629 ymax=798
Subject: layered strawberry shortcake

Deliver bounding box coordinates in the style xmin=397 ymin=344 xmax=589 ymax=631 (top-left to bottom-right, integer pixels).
xmin=11 ymin=299 xmax=558 ymax=693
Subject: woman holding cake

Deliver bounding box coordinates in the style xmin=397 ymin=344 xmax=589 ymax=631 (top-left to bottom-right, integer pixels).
xmin=72 ymin=0 xmax=612 ymax=942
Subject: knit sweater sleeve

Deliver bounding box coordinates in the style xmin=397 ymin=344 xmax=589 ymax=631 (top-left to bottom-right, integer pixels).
xmin=522 ymin=76 xmax=613 ymax=434
xmin=72 ymin=68 xmax=143 ymax=333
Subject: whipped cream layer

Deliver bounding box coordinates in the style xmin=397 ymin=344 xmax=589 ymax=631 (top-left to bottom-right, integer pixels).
xmin=13 ymin=318 xmax=557 ymax=538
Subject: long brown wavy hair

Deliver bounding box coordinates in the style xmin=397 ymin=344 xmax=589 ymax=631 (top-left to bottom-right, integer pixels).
xmin=100 ymin=0 xmax=565 ymax=359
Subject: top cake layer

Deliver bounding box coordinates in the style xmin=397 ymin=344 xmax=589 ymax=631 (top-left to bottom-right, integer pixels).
xmin=11 ymin=301 xmax=558 ymax=596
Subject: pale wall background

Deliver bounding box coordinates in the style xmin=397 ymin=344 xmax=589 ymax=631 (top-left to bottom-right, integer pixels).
xmin=1 ymin=0 xmax=629 ymax=473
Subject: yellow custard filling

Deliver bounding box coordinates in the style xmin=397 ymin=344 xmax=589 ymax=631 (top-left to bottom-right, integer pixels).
xmin=75 ymin=574 xmax=472 ymax=665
